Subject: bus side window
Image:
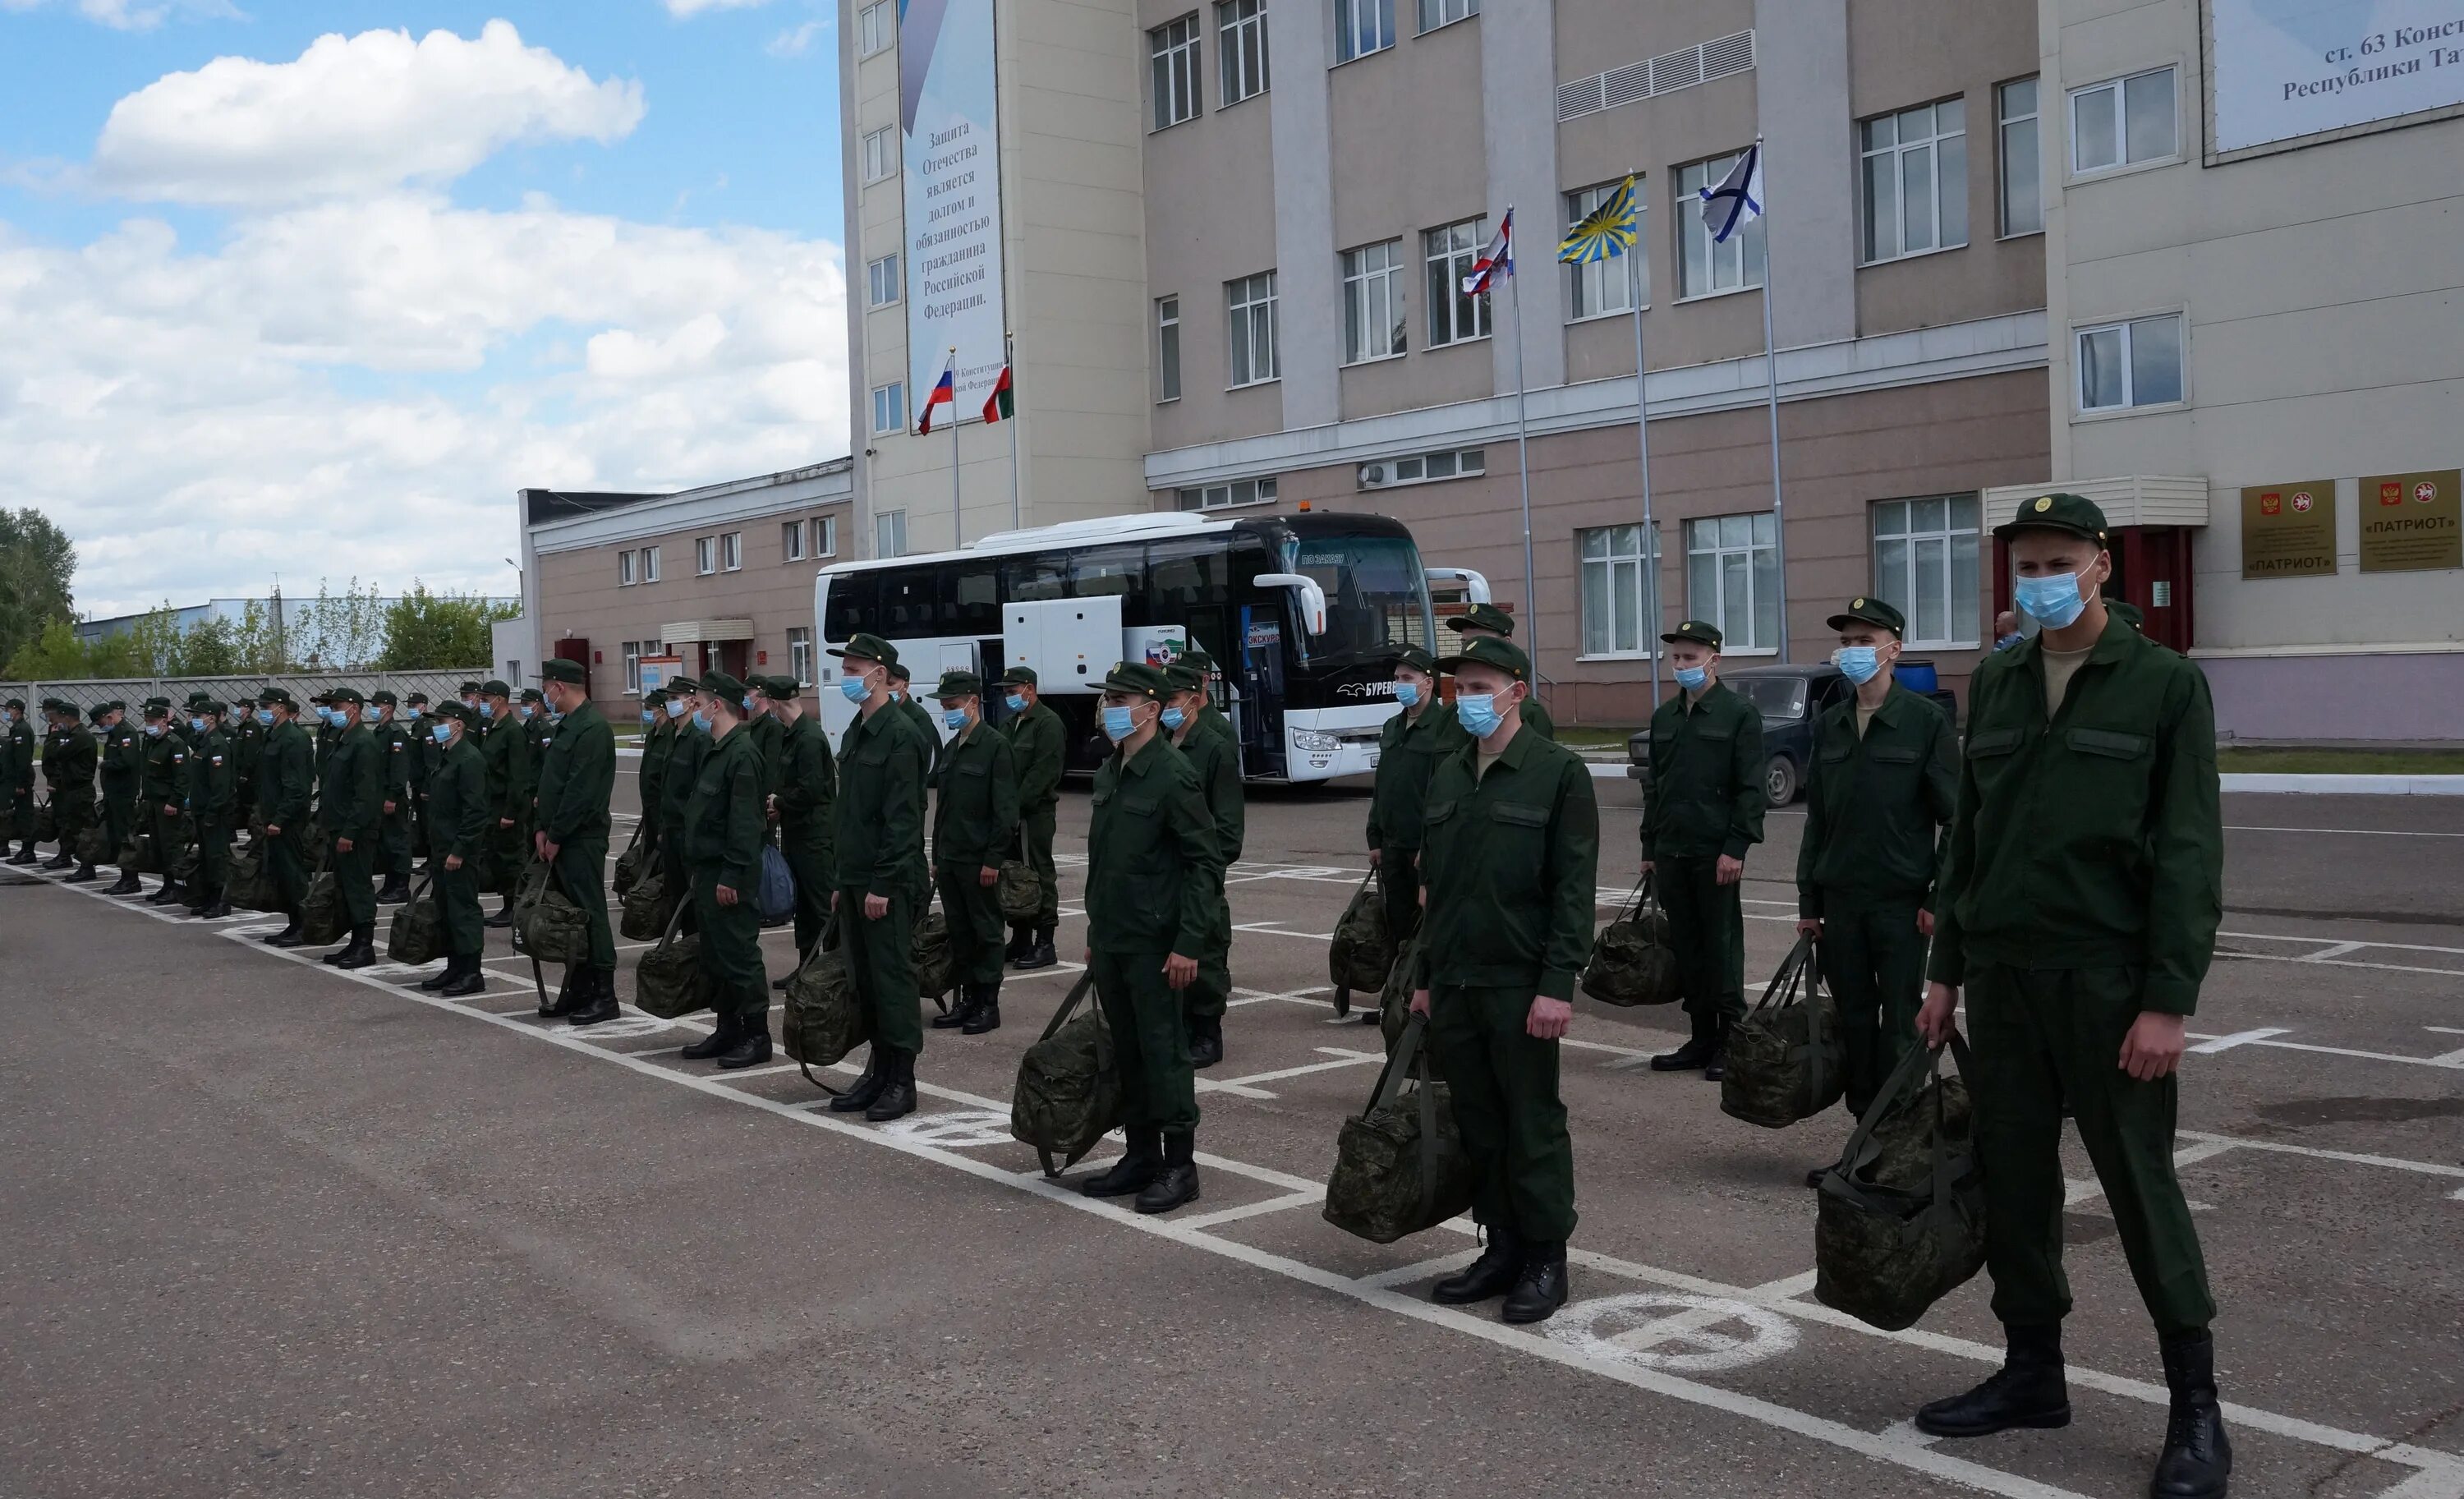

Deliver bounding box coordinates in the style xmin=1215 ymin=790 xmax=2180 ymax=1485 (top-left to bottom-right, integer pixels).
xmin=1147 ymin=539 xmax=1228 ymax=611
xmin=823 ymin=572 xmax=876 ymax=641
xmin=1071 ymin=545 xmax=1148 ymax=625
xmin=880 ymin=571 xmax=933 ymax=635
xmin=949 ymin=563 xmax=1000 ymax=637
xmin=1004 ymin=553 xmax=1069 ymax=602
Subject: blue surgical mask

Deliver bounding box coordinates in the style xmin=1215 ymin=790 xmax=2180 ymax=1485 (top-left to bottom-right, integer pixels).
xmin=2014 ymin=572 xmax=2089 ymax=629
xmin=1004 ymin=693 xmax=1026 ymax=713
xmin=692 ymin=709 xmax=712 ymax=732
xmin=1832 ymin=646 xmax=1882 ymax=686
xmin=1161 ymin=706 xmax=1186 ymax=731
xmin=361 ymin=706 xmax=382 ymax=725
xmin=943 ymin=707 xmax=968 ymax=730
xmin=189 ymin=716 xmax=205 ymax=734
xmin=518 ymin=704 xmax=534 ymax=720
xmin=839 ymin=674 xmax=868 ymax=703
xmin=641 ymin=709 xmax=657 ymax=724
xmin=1393 ymin=682 xmax=1419 ymax=708
xmin=1101 ymin=705 xmax=1137 ymax=742
xmin=145 ymin=722 xmax=164 ymax=738
xmin=255 ymin=709 xmax=274 ymax=727
xmin=1993 ymin=632 xmax=2025 ymax=653
xmin=430 ymin=723 xmax=453 ymax=745
xmin=1674 ymin=666 xmax=1709 ymax=692
xmin=1455 ymin=693 xmax=1501 ymax=739
xmin=742 ymin=695 xmax=756 ymax=712
xmin=405 ymin=707 xmax=422 ymax=720
xmin=479 ymin=701 xmax=495 ymax=719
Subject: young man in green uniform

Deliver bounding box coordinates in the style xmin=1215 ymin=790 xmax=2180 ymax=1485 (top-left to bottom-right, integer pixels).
xmin=658 ymin=676 xmax=708 ymax=932
xmin=637 ymin=688 xmax=674 ymax=853
xmin=825 ymin=637 xmax=931 ymax=1120
xmin=255 ymin=688 xmax=318 ymax=945
xmin=40 ymin=698 xmax=99 ymax=876
xmin=927 ymin=670 xmax=1019 ymax=1036
xmin=1794 ymin=597 xmax=1959 ymax=1182
xmin=1075 ymin=662 xmax=1223 ymax=1214
xmin=477 ymin=679 xmax=531 ymax=928
xmin=138 ymin=700 xmax=191 ymax=901
xmin=418 ymin=702 xmax=491 ymax=997
xmin=398 ymin=692 xmax=429 ymax=867
xmin=182 ymin=701 xmax=236 ymax=918
xmin=1367 ymin=646 xmax=1444 ymax=950
xmin=1915 ymin=494 xmax=2231 ymax=1497
xmin=97 ymin=701 xmax=144 ymax=893
xmin=369 ymin=691 xmax=416 ymax=903
xmin=2 ymin=697 xmax=33 ymax=862
xmin=762 ymin=675 xmax=836 ymax=978
xmin=533 ymin=657 xmax=621 ymax=1024
xmin=1163 ymin=657 xmax=1240 ymax=1068
xmin=678 ymin=669 xmax=772 ymax=1069
xmin=1639 ymin=620 xmax=1764 ymax=1080
xmin=1441 ymin=603 xmax=1554 ymax=740
xmin=518 ymin=687 xmax=553 ymax=767
xmin=315 ymin=687 xmax=384 ymax=968
xmin=1407 ymin=637 xmax=1597 ymax=1323
xmin=1000 ymin=666 xmax=1065 ymax=970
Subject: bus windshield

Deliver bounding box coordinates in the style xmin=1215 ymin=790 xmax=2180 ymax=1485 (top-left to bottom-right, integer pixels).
xmin=1280 ymin=533 xmax=1437 ymax=661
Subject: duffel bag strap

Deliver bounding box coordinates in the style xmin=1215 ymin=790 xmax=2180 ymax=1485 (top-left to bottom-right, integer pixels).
xmin=1037 ymin=971 xmax=1097 ymax=1042
xmin=1752 ymin=932 xmax=1815 ymax=1017
xmin=1827 ymin=1036 xmax=1939 ymax=1183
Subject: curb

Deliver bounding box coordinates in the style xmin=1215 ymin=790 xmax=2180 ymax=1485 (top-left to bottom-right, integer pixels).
xmin=2217 ymin=774 xmax=2464 ymax=797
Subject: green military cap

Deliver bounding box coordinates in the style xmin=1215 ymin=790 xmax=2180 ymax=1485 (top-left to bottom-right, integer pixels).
xmin=1393 ymin=644 xmax=1437 ymax=674
xmin=1825 ymin=595 xmax=1906 ymax=636
xmin=327 ymin=685 xmax=364 ymax=706
xmin=762 ymin=674 xmax=802 ymax=698
xmin=142 ymin=698 xmax=172 ymax=717
xmin=87 ymin=702 xmax=111 ymax=723
xmin=370 ymin=688 xmax=398 ymax=706
xmin=933 ymin=669 xmax=982 ymax=699
xmin=480 ymin=678 xmax=511 ymax=698
xmin=1161 ymin=662 xmax=1205 ymax=693
xmin=405 ymin=691 xmax=429 ymax=706
xmin=540 ymin=657 xmax=586 ymax=686
xmin=2109 ymin=599 xmax=2145 ymax=631
xmin=39 ymin=696 xmax=67 ymax=710
xmin=457 ymin=680 xmax=482 ymax=695
xmin=431 ymin=700 xmax=473 ymax=725
xmin=1000 ymin=664 xmax=1038 ymax=687
xmin=195 ymin=700 xmax=226 ymax=717
xmin=1437 ymin=635 xmax=1531 ymax=682
xmin=1661 ymin=618 xmax=1724 ymax=649
xmin=309 ymin=688 xmax=334 ymax=704
xmin=1177 ymin=648 xmax=1217 ymax=674
xmin=1993 ymin=490 xmax=2110 ymax=545
xmin=258 ymin=687 xmax=297 ymax=708
xmin=183 ymin=691 xmax=214 ymax=709
xmin=886 ymin=660 xmax=913 ymax=684
xmin=663 ymin=673 xmax=701 ymax=694
xmin=700 ymin=667 xmax=747 ymax=702
xmin=642 ymin=687 xmax=669 ymax=706
xmin=1446 ymin=601 xmax=1519 ymax=637
xmin=518 ymin=687 xmax=544 ymax=704
xmin=2 ymin=697 xmax=22 ymax=710
xmin=1100 ymin=661 xmax=1170 ymax=701
xmin=828 ymin=632 xmax=899 ymax=667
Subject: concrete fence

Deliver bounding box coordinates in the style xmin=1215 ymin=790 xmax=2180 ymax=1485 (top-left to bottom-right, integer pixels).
xmin=1 ymin=669 xmax=491 ymax=719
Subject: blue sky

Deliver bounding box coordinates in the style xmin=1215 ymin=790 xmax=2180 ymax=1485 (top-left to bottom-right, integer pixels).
xmin=0 ymin=0 xmax=853 ymax=618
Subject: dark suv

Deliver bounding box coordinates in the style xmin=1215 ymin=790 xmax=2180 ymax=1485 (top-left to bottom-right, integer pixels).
xmin=1625 ymin=664 xmax=1959 ymax=807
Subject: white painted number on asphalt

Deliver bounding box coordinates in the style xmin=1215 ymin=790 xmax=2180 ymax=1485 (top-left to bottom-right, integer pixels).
xmin=876 ymin=1110 xmax=1018 ymax=1148
xmin=1547 ymin=1292 xmax=1800 ymax=1375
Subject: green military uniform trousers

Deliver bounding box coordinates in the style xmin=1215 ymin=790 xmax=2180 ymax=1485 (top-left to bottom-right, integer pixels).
xmin=102 ymin=790 xmax=137 ymax=864
xmin=1017 ymin=802 xmax=1059 ymax=929
xmin=1817 ymin=899 xmax=1928 ymax=1117
xmin=1186 ymin=879 xmax=1233 ymax=1023
xmin=266 ymin=825 xmax=309 ymax=911
xmin=934 ymin=862 xmax=1005 ymax=986
xmin=1428 ymin=984 xmax=1577 ymax=1243
xmin=1377 ymin=853 xmax=1422 ymax=948
xmin=195 ymin=816 xmax=232 ymax=894
xmin=553 ymin=835 xmax=618 ymax=970
xmin=781 ymin=837 xmax=832 ymax=958
xmin=153 ymin=802 xmax=191 ymax=878
xmin=53 ymin=790 xmax=94 ymax=839
xmin=436 ymin=862 xmax=485 ymax=956
xmin=658 ymin=820 xmax=696 ymax=935
xmin=1658 ymin=855 xmax=1745 ymax=1034
xmin=1966 ymin=962 xmax=2216 ymax=1336
xmin=379 ymin=798 xmax=414 ymax=881
xmin=692 ymin=862 xmax=769 ymax=1021
xmin=839 ymin=883 xmax=922 ymax=1054
xmin=493 ymin=817 xmax=529 ymax=896
xmin=333 ymin=839 xmax=378 ymax=926
xmin=1090 ymin=947 xmax=1198 ymax=1133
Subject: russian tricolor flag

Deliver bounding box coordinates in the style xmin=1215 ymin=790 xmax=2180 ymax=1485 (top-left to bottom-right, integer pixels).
xmin=1460 ymin=209 xmax=1513 ymax=297
xmin=916 ymin=351 xmax=957 ymax=435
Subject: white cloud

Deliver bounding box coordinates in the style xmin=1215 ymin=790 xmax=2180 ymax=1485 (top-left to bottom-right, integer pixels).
xmin=92 ymin=20 xmax=645 ymax=205
xmin=765 ymin=20 xmax=822 ymax=56
xmin=664 ymin=0 xmax=775 ymax=16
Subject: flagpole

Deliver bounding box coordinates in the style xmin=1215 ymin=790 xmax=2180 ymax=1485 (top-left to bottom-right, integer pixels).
xmin=947 ymin=346 xmax=962 ymax=548
xmin=1506 ymin=209 xmax=1538 ymax=700
xmin=1004 ymin=331 xmax=1021 ymax=531
xmin=1625 ymin=232 xmax=1661 ymax=707
xmin=1752 ymin=137 xmax=1789 ymax=664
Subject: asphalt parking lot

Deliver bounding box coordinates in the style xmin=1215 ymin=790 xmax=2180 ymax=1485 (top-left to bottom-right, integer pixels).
xmin=4 ymin=770 xmax=2460 ymax=1499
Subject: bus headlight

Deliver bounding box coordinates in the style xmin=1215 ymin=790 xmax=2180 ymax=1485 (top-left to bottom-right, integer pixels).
xmin=1290 ymin=729 xmax=1340 ymax=752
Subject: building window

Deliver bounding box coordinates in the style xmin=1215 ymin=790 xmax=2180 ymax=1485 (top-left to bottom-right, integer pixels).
xmin=784 ymin=520 xmax=806 ymax=561
xmin=867 ymin=253 xmax=900 ymax=307
xmin=1216 ymin=0 xmax=1268 ymax=103
xmin=858 ymin=0 xmax=891 ymax=56
xmin=623 ymin=640 xmax=643 ymax=692
xmin=862 ymin=126 xmax=897 ymax=183
xmin=1340 ymin=240 xmax=1405 ymax=364
xmin=1361 ymin=448 xmax=1483 ymax=489
xmin=814 ymin=515 xmax=839 ymax=558
xmin=1226 ymin=271 xmax=1279 ymax=388
xmin=1579 ymin=523 xmax=1661 ymax=657
xmin=2070 ymin=66 xmax=2176 ymax=177
xmin=871 ymin=381 xmax=905 ymax=435
xmin=721 ymin=531 xmax=742 ymax=571
xmin=1156 ymin=296 xmax=1182 ymax=402
xmin=618 ymin=549 xmax=637 ymax=586
xmin=1337 ymin=0 xmax=1394 ymax=62
xmin=787 ymin=626 xmax=814 ymax=687
xmin=1150 ymin=15 xmax=1201 ymax=130
xmin=1871 ymin=496 xmax=1981 ymax=648
xmin=1565 ymin=182 xmax=1641 ymax=319
xmin=1860 ymin=98 xmax=1966 ymax=264
xmin=2076 ymin=314 xmax=2183 ymax=412
xmin=1685 ymin=512 xmax=1778 ymax=651
xmin=876 ymin=509 xmax=908 ymax=558
xmin=1418 ymin=0 xmax=1475 ymax=33
xmin=1676 ymin=153 xmax=1765 ymax=297
xmin=694 ymin=536 xmax=717 ymax=576
xmin=1997 ymin=76 xmax=2042 ymax=236
xmin=1176 ymin=476 xmax=1278 ymax=510
xmin=1423 ymin=218 xmax=1492 ymax=347
xmin=641 ymin=545 xmax=661 ymax=583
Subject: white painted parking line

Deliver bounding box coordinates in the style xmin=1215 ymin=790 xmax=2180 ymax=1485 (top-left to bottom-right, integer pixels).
xmin=2226 ymin=824 xmax=2464 ymax=839
xmin=1171 ymin=1191 xmax=1324 ymax=1232
xmin=2066 ymin=1139 xmax=2238 ymax=1208
xmin=2184 ymin=1031 xmax=2464 ymax=1073
xmin=2187 ymin=1028 xmax=2294 ymax=1054
xmin=2177 ymin=1130 xmax=2464 ymax=1189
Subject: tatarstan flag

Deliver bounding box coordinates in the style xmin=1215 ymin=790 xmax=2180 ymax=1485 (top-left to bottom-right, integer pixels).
xmin=981 ymin=360 xmax=1013 ymax=423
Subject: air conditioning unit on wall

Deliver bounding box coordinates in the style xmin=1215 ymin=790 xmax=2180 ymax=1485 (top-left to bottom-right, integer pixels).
xmin=1358 ymin=462 xmax=1392 ymax=490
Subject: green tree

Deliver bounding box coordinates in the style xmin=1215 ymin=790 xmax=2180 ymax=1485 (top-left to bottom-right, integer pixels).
xmin=2 ymin=618 xmax=94 ymax=679
xmin=85 ymin=629 xmax=154 ymax=680
xmin=292 ymin=577 xmax=387 ymax=669
xmin=182 ymin=614 xmax=244 ymax=676
xmin=231 ymin=599 xmax=293 ymax=674
xmin=0 ymin=509 xmax=78 ymax=669
xmin=125 ymin=605 xmax=187 ymax=677
xmin=377 ymin=582 xmax=515 ymax=670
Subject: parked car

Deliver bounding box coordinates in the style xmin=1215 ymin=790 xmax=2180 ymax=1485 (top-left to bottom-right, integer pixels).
xmin=1625 ymin=664 xmax=1959 ymax=807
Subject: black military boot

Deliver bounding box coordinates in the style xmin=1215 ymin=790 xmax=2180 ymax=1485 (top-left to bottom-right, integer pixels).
xmin=484 ymin=898 xmax=515 ymax=929
xmin=715 ymin=1012 xmax=774 ymax=1070
xmin=2151 ymin=1331 xmax=2232 ymax=1499
xmin=1702 ymin=1020 xmax=1731 ymax=1083
xmin=1649 ymin=1012 xmax=1717 ymax=1072
xmin=420 ymin=954 xmax=467 ymax=991
xmin=42 ymin=848 xmax=72 ymax=869
xmin=566 ymin=969 xmax=621 ymax=1027
xmin=149 ymin=878 xmax=185 ymax=906
xmin=440 ymin=958 xmax=487 ymax=997
xmin=197 ymin=890 xmax=232 ymax=921
xmin=1187 ymin=1012 xmax=1223 ymax=1069
xmin=931 ymin=987 xmax=973 ymax=1028
xmin=864 ymin=1047 xmax=917 ymax=1120
xmin=1432 ymin=1225 xmax=1524 ymax=1304
xmin=539 ymin=965 xmax=582 ymax=1018
xmin=1501 ymin=1242 xmax=1570 ymax=1324
xmin=65 ymin=858 xmax=98 ymax=883
xmin=375 ymin=876 xmax=411 ymax=904
xmin=333 ymin=923 xmax=379 ymax=970
xmin=1134 ymin=1131 xmax=1201 ymax=1214
xmin=1004 ymin=927 xmax=1031 ymax=963
xmin=1079 ymin=1129 xmax=1161 ymax=1198
xmin=268 ymin=913 xmax=307 ymax=948
xmin=1915 ymin=1323 xmax=2072 ymax=1438
xmin=7 ymin=844 xmax=39 ymax=865
xmin=827 ymin=1047 xmax=890 ymax=1111
xmin=680 ymin=1014 xmax=742 ymax=1062
xmin=104 ymin=867 xmax=142 ymax=896
xmin=961 ymin=981 xmax=1002 ymax=1036
xmin=1014 ymin=925 xmax=1056 ymax=971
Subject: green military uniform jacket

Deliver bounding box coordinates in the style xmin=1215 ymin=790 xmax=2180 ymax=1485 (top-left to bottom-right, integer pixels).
xmin=684 ymin=724 xmax=765 ymax=890
xmin=100 ymin=719 xmax=144 ymax=797
xmin=393 ymin=715 xmax=423 ymax=798
xmin=1928 ymin=611 xmax=2224 ymax=1015
xmin=480 ymin=715 xmax=531 ymax=828
xmin=318 ymin=724 xmax=382 ymax=842
xmin=141 ymin=725 xmax=189 ymax=811
xmin=748 ymin=713 xmax=784 ymax=797
xmin=1414 ymin=726 xmax=1601 ymax=1000
xmin=430 ymin=737 xmax=490 ymax=862
xmin=44 ymin=723 xmax=97 ymax=802
xmin=638 ymin=716 xmax=675 ymax=821
xmin=1366 ymin=701 xmax=1445 ymax=853
xmin=535 ymin=700 xmax=615 ymax=845
xmin=661 ymin=725 xmax=706 ymax=833
xmin=1004 ymin=701 xmax=1065 ymax=812
xmin=896 ymin=696 xmax=937 ymax=755
xmin=230 ymin=716 xmax=264 ymax=809
xmin=833 ymin=703 xmax=929 ymax=894
xmin=315 ymin=720 xmax=338 ymax=776
xmin=1085 ymin=733 xmax=1223 ymax=957
xmin=187 ymin=727 xmax=236 ymax=821
xmin=260 ymin=720 xmax=315 ymax=828
xmin=931 ymin=720 xmax=1018 ymax=871
xmin=1795 ymin=684 xmax=1959 ymax=917
xmin=1176 ymin=717 xmax=1242 ymax=867
xmin=1640 ymin=681 xmax=1765 ymax=862
xmin=379 ymin=718 xmax=415 ymax=812
xmin=774 ymin=712 xmax=836 ymax=863
xmin=5 ymin=716 xmax=34 ymax=799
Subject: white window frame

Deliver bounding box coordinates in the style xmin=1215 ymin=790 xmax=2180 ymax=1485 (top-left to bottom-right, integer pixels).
xmin=2074 ymin=313 xmax=2185 ymax=413
xmin=1423 ymin=218 xmax=1492 ymax=348
xmin=876 ymin=509 xmax=908 ymax=559
xmin=1216 ymin=0 xmax=1268 ymax=104
xmin=1870 ymin=495 xmax=1984 ymax=649
xmin=721 ymin=531 xmax=742 ymax=572
xmin=618 ymin=549 xmax=637 ymax=586
xmin=623 ymin=640 xmax=645 ymax=694
xmin=1684 ymin=512 xmax=1781 ymax=653
xmin=1418 ymin=0 xmax=1475 ymax=34
xmin=1226 ymin=271 xmax=1279 ymax=389
xmin=783 ymin=520 xmax=806 ymax=562
xmin=694 ymin=536 xmax=717 ymax=576
xmin=871 ymin=381 xmax=905 ymax=435
xmin=814 ymin=515 xmax=839 ymax=559
xmin=1150 ymin=16 xmax=1201 ymax=131
xmin=1362 ymin=448 xmax=1483 ymax=490
xmin=1340 ymin=240 xmax=1406 ymax=365
xmin=1997 ymin=76 xmax=2043 ymax=237
xmin=1564 ymin=182 xmax=1643 ymax=320
xmin=641 ymin=545 xmax=661 ymax=583
xmin=2067 ymin=65 xmax=2177 ymax=178
xmin=1859 ymin=97 xmax=1967 ymax=265
xmin=1578 ymin=523 xmax=1662 ymax=659
xmin=858 ymin=0 xmax=892 ymax=57
xmin=1336 ymin=0 xmax=1394 ymax=62
xmin=787 ymin=626 xmax=814 ymax=687
xmin=862 ymin=126 xmax=898 ymax=184
xmin=1156 ymin=296 xmax=1182 ymax=402
xmin=867 ymin=253 xmax=900 ymax=307
xmin=1176 ymin=476 xmax=1279 ymax=511
xmin=1676 ymin=153 xmax=1766 ymax=299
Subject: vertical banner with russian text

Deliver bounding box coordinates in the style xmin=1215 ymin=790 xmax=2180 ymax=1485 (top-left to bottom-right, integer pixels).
xmin=901 ymin=0 xmax=1007 ymax=421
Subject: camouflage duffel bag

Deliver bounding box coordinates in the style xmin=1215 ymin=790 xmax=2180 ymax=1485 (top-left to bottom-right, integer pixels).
xmin=632 ymin=904 xmax=713 ymax=1020
xmin=1813 ymin=1037 xmax=1985 ymax=1332
xmin=226 ymin=843 xmax=279 ymax=912
xmin=169 ymin=838 xmax=201 ymax=886
xmin=1323 ymin=1014 xmax=1474 ymax=1244
xmin=995 ymin=858 xmax=1040 ymax=925
xmin=1721 ymin=935 xmax=1846 ymax=1129
xmin=913 ymin=905 xmax=956 ymax=1006
xmin=299 ymin=861 xmax=349 ymax=946
xmin=300 ymin=821 xmax=331 ymax=871
xmin=119 ymin=832 xmax=161 ymax=876
xmin=388 ymin=877 xmax=445 ymax=966
xmin=1580 ymin=874 xmax=1680 ymax=1007
xmin=1009 ymin=974 xmax=1119 ymax=1176
xmin=515 ymin=867 xmax=592 ymax=967
xmin=618 ymin=868 xmax=676 ymax=941
xmin=76 ymin=824 xmax=111 ymax=866
xmin=1378 ymin=935 xmax=1422 ymax=1053
xmin=610 ymin=825 xmax=650 ymax=898
xmin=33 ymin=802 xmax=54 ymax=844
xmin=1326 ymin=868 xmax=1391 ymax=1017
xmin=782 ymin=923 xmax=868 ymax=1077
